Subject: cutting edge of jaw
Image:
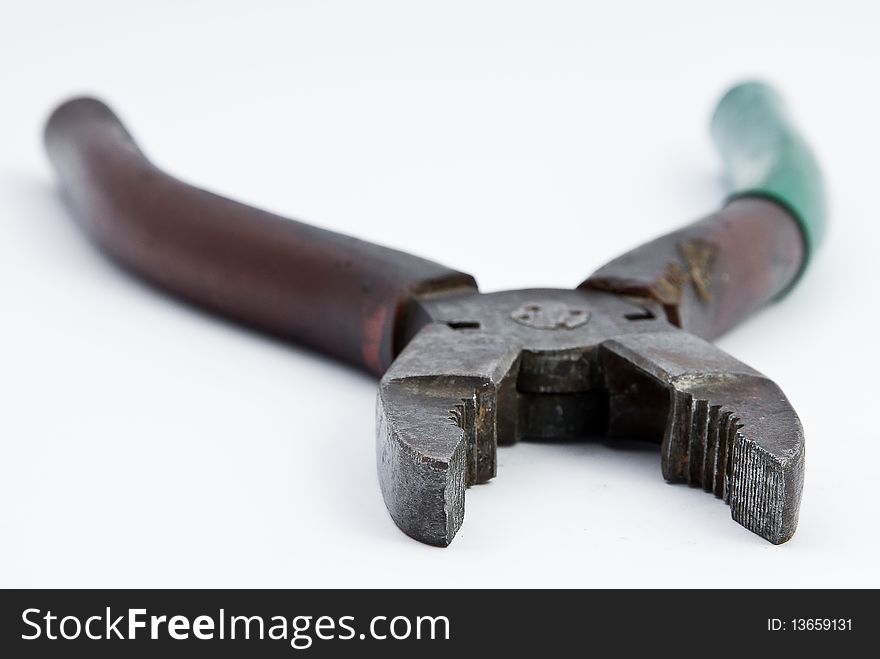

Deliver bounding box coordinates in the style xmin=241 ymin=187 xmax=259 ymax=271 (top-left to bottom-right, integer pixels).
xmin=600 ymin=331 xmax=804 ymax=544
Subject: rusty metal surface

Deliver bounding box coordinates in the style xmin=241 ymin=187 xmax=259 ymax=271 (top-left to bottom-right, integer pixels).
xmin=378 ymin=288 xmax=803 ymax=546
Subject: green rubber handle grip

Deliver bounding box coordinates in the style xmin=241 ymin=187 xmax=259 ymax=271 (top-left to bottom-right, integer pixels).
xmin=711 ymin=81 xmax=826 ymax=267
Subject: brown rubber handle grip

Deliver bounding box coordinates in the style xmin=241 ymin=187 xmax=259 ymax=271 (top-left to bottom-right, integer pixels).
xmin=45 ymin=98 xmax=477 ymax=375
xmin=581 ymin=198 xmax=805 ymax=340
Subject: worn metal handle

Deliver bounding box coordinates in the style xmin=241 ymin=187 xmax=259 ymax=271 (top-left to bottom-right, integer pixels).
xmin=583 ymin=82 xmax=823 ymax=339
xmin=712 ymin=81 xmax=826 ymax=263
xmin=45 ymin=97 xmax=477 ymax=375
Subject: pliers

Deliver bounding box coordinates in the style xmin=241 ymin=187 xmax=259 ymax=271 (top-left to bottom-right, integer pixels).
xmin=44 ymin=82 xmax=825 ymax=546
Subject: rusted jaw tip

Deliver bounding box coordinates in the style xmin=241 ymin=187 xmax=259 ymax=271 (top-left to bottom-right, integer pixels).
xmin=375 ymin=321 xmax=515 ymax=547
xmin=600 ymin=332 xmax=804 ymax=544
xmin=376 ymin=383 xmax=469 ymax=547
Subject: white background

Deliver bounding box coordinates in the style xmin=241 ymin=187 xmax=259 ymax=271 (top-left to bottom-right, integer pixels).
xmin=1 ymin=1 xmax=878 ymax=588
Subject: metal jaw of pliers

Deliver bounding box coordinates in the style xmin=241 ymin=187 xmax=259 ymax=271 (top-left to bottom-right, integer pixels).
xmin=380 ymin=281 xmax=804 ymax=546
xmin=44 ymin=82 xmax=825 ymax=547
